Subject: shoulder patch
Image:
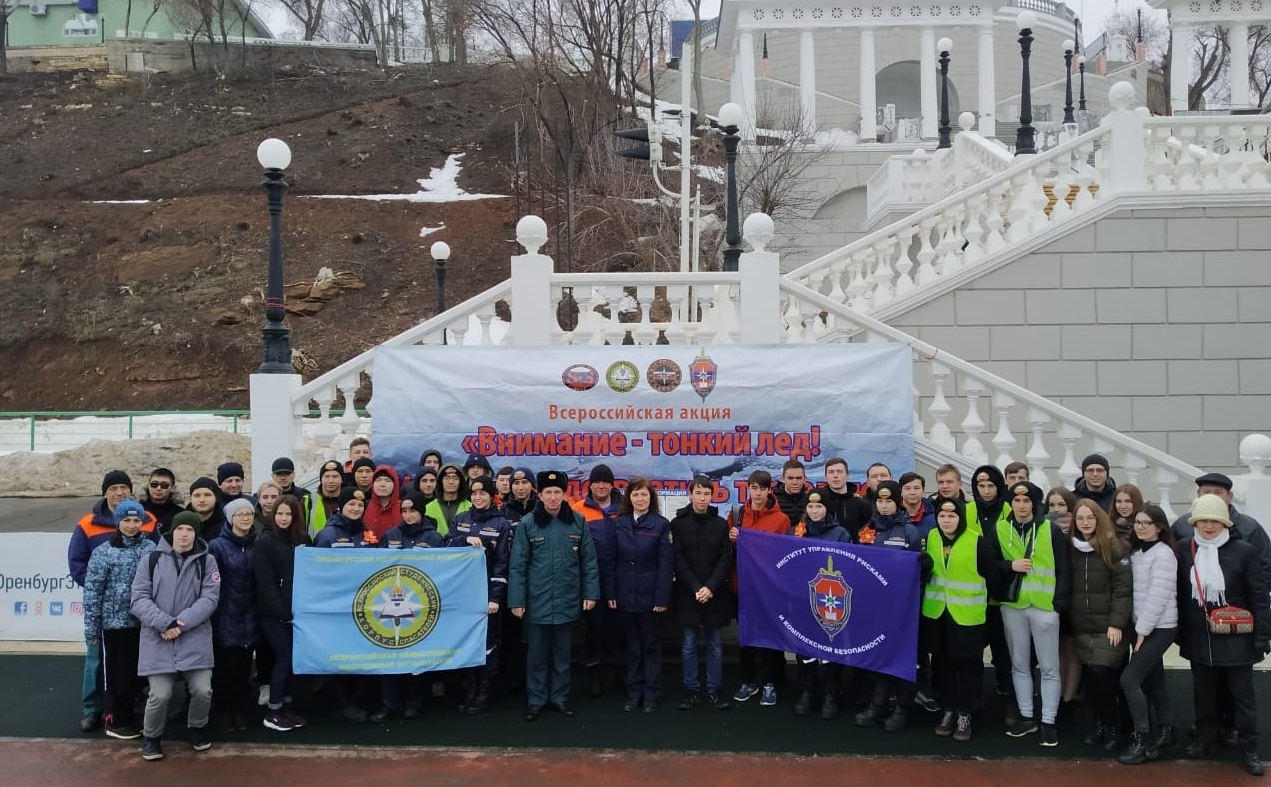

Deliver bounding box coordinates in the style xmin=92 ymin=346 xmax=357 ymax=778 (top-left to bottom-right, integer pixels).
xmin=209 ymin=570 xmax=221 ymax=583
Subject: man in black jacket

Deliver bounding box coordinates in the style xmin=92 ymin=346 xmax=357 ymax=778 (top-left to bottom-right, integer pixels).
xmin=773 ymin=460 xmax=811 ymax=528
xmin=817 ymin=457 xmax=872 ymax=540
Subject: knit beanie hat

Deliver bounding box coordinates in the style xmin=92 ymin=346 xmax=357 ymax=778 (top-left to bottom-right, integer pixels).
xmin=468 ymin=475 xmax=496 ymax=499
xmin=1189 ymin=493 xmax=1233 ymax=527
xmin=338 ymin=486 xmax=367 ymax=509
xmin=101 ymin=470 xmax=133 ymax=495
xmin=224 ymin=498 xmax=255 ymax=522
xmin=401 ymin=490 xmax=428 ymax=514
xmin=350 ymin=457 xmax=376 ymax=476
xmin=1081 ymin=454 xmax=1110 ymax=472
xmin=217 ymin=462 xmax=245 ymax=484
xmin=113 ymin=499 xmax=146 ymax=526
xmin=589 ymin=464 xmax=615 ymax=484
xmin=171 ymin=510 xmax=201 ymax=533
xmin=189 ymin=476 xmax=219 ymax=496
xmin=512 ymin=467 xmax=535 ymax=487
xmin=874 ymin=480 xmax=902 ymax=505
xmin=1009 ymin=481 xmax=1045 ymax=513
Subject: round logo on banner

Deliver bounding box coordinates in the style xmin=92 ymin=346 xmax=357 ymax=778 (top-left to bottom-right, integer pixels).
xmin=606 ymin=361 xmax=640 ymax=393
xmin=646 ymin=359 xmax=682 ymax=393
xmin=352 ymin=564 xmax=441 ymax=649
xmin=561 ymin=364 xmax=599 ymax=392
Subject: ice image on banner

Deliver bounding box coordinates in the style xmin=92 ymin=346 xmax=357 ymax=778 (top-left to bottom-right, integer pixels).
xmin=292 ymin=548 xmax=488 ymax=675
xmin=735 ymin=529 xmax=921 ymax=681
xmin=369 ymin=345 xmax=913 ymax=505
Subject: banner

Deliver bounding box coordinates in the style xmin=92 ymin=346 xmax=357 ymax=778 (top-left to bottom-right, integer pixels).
xmin=0 ymin=533 xmax=83 ymax=641
xmin=370 ymin=345 xmax=913 ymax=504
xmin=292 ymin=547 xmax=488 ymax=675
xmin=736 ymin=529 xmax=920 ymax=681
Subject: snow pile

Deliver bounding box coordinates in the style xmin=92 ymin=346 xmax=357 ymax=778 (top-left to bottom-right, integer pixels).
xmin=306 ymin=154 xmax=509 ymax=202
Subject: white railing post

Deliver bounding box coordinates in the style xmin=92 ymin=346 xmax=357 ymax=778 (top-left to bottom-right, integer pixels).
xmin=250 ymin=372 xmax=302 ymax=489
xmin=1238 ymin=434 xmax=1271 ymax=538
xmin=510 ymin=215 xmax=554 ymax=345
xmin=740 ymin=213 xmax=782 ymax=343
xmin=1103 ymin=81 xmax=1146 ymax=195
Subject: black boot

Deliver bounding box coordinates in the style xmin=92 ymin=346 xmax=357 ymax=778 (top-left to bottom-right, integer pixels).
xmin=456 ymin=674 xmax=477 ymax=714
xmin=1118 ymin=731 xmax=1149 ymax=765
xmin=587 ymin=665 xmax=603 ymax=698
xmin=1150 ymin=724 xmax=1176 ymax=757
xmin=1243 ymin=751 xmax=1266 ymax=776
xmin=793 ymin=691 xmax=814 ymax=717
xmin=883 ymin=707 xmax=908 ymax=733
xmin=466 ymin=676 xmax=490 ymax=715
xmin=820 ymin=693 xmax=839 ymax=721
xmin=1083 ymin=721 xmax=1106 ymax=746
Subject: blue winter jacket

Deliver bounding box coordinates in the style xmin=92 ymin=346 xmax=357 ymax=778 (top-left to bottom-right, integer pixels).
xmin=83 ymin=533 xmax=156 ymax=637
xmin=207 ymin=524 xmax=259 ymax=647
xmin=607 ymin=511 xmax=674 ymax=611
xmin=446 ymin=505 xmax=512 ymax=606
xmin=380 ymin=516 xmax=444 ymax=549
xmin=870 ymin=512 xmax=923 ymax=551
xmin=314 ymin=512 xmax=371 ymax=548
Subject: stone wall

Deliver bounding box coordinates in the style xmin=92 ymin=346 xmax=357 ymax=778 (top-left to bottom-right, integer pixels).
xmin=104 ymin=38 xmax=378 ymax=74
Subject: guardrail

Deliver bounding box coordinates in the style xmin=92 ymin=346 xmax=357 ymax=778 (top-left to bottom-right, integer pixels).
xmin=0 ymin=411 xmax=248 ymax=453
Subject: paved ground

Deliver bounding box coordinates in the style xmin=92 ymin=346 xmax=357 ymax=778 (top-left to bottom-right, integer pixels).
xmin=0 ymin=496 xmax=95 ymax=534
xmin=0 ymin=739 xmax=1257 ymax=785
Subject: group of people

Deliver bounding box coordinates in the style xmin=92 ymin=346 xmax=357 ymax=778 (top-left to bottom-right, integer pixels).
xmin=69 ymin=441 xmax=1270 ymax=776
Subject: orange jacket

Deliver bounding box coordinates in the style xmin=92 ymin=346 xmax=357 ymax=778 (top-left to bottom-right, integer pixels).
xmin=728 ymin=497 xmax=791 ymax=592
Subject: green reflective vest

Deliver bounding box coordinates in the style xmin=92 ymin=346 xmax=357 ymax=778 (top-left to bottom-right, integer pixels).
xmin=996 ymin=517 xmax=1057 ymax=612
xmin=922 ymin=533 xmax=988 ymax=625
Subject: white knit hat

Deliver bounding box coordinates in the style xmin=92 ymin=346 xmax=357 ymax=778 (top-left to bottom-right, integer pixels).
xmin=1189 ymin=493 xmax=1232 ymax=527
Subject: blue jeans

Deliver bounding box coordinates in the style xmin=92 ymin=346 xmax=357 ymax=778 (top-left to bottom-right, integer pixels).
xmin=82 ymin=639 xmax=103 ymax=716
xmin=258 ymin=617 xmax=293 ymax=710
xmin=680 ymin=625 xmax=723 ymax=693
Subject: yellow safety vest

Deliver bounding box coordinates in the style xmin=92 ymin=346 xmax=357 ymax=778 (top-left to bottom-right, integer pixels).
xmin=995 ymin=518 xmax=1057 ymax=612
xmin=922 ymin=533 xmax=988 ymax=625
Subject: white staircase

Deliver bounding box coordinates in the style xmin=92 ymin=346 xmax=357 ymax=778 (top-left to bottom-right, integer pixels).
xmin=251 ymin=86 xmax=1271 ymax=519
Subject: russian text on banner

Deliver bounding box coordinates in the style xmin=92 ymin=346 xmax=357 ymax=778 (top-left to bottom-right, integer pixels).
xmin=736 ymin=529 xmax=921 ymax=681
xmin=292 ymin=547 xmax=488 ymax=675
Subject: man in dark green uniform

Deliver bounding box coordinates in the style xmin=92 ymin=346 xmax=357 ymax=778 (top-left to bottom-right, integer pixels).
xmin=508 ymin=470 xmax=600 ymax=720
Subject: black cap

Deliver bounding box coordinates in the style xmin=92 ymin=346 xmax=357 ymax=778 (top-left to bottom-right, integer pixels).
xmin=468 ymin=475 xmax=496 ymax=497
xmin=101 ymin=470 xmax=132 ymax=495
xmin=271 ymin=457 xmax=295 ymax=474
xmin=350 ymin=457 xmax=376 ymax=475
xmin=1194 ymin=471 xmax=1234 ymax=491
xmin=464 ymin=453 xmax=493 ymax=471
xmin=217 ymin=462 xmax=245 ymax=484
xmin=338 ymin=486 xmax=367 ymax=508
xmin=536 ymin=470 xmax=568 ymax=492
xmin=875 ymin=480 xmax=902 ymax=502
xmin=188 ymin=476 xmax=219 ymax=496
xmin=1010 ymin=481 xmax=1045 ymax=512
xmin=589 ymin=464 xmax=615 ymax=484
xmin=1081 ymin=454 xmax=1110 ymax=472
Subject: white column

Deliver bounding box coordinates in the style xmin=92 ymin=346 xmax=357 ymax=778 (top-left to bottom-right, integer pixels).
xmin=920 ymin=27 xmax=937 ymax=139
xmin=510 ymin=216 xmax=554 ymax=344
xmin=250 ymin=373 xmax=302 ymax=489
xmin=799 ymin=29 xmax=817 ymax=134
xmin=738 ymin=29 xmax=757 ymax=140
xmin=1231 ymin=22 xmax=1250 ymax=109
xmin=978 ymin=24 xmax=996 ymax=138
xmin=860 ymin=27 xmax=877 ymax=141
xmin=1170 ymin=24 xmax=1193 ymax=113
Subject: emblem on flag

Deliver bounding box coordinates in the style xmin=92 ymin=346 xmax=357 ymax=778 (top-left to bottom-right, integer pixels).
xmin=690 ymin=349 xmax=717 ymax=401
xmin=808 ymin=556 xmax=852 ymax=639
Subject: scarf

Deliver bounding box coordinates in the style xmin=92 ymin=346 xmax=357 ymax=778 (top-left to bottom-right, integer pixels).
xmin=1191 ymin=527 xmax=1230 ymax=607
xmin=1073 ymin=538 xmax=1094 ymax=553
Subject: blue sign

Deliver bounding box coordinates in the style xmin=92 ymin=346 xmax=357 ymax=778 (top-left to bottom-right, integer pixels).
xmin=292 ymin=547 xmax=489 ymax=675
xmin=736 ymin=529 xmax=921 ymax=681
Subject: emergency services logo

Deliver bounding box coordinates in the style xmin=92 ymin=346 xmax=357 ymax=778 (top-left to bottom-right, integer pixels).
xmin=561 ymin=364 xmax=599 ymax=392
xmin=352 ymin=565 xmax=441 ymax=649
xmin=808 ymin=556 xmax=852 ymax=639
xmin=606 ymin=361 xmax=640 ymax=393
xmin=646 ymin=359 xmax=682 ymax=393
xmin=690 ymin=349 xmax=717 ymax=401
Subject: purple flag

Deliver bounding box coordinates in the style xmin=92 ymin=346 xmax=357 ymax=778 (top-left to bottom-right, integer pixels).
xmin=736 ymin=529 xmax=921 ymax=681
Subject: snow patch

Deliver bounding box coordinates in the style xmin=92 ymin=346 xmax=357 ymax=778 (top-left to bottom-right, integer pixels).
xmin=419 ymin=224 xmax=446 ymax=238
xmin=305 ymin=153 xmax=509 ymax=202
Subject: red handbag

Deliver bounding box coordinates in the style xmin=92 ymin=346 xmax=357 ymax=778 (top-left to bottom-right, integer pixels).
xmin=1192 ymin=540 xmax=1255 ymax=635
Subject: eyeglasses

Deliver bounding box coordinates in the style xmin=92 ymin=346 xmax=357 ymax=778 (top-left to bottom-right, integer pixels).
xmin=149 ymin=482 xmax=171 ymax=490
xmin=1133 ymin=519 xmax=1155 ymax=527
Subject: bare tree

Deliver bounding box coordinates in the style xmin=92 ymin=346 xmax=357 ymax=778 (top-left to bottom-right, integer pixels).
xmin=0 ymin=0 xmax=15 ymax=75
xmin=1101 ymin=6 xmax=1171 ymax=65
xmin=140 ymin=0 xmax=169 ymax=35
xmin=279 ymin=0 xmax=327 ymax=39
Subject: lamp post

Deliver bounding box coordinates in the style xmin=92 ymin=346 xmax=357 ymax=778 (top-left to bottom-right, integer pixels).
xmin=1077 ymin=55 xmax=1087 ymax=111
xmin=1062 ymin=38 xmax=1076 ymax=126
xmin=1014 ymin=10 xmax=1038 ymax=156
xmin=719 ymin=101 xmax=744 ymax=272
xmin=937 ymin=37 xmax=953 ymax=149
xmin=431 ymin=241 xmax=451 ymax=316
xmin=256 ymin=138 xmax=293 ymax=374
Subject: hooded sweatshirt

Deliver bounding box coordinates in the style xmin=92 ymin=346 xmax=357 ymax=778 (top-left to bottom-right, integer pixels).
xmin=966 ymin=464 xmax=1009 ymax=537
xmin=796 ymin=512 xmax=852 ymax=543
xmin=362 ymin=464 xmax=403 ymax=538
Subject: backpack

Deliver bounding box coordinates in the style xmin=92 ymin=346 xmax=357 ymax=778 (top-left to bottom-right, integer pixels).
xmin=147 ymin=550 xmax=208 ymax=584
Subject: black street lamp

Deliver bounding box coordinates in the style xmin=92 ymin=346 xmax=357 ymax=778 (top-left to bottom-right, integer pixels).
xmin=256 ymin=138 xmax=293 ymax=374
xmin=719 ymin=101 xmax=744 ymax=272
xmin=431 ymin=241 xmax=450 ymax=316
xmin=1078 ymin=55 xmax=1087 ymax=111
xmin=1062 ymin=38 xmax=1076 ymax=126
xmin=937 ymin=37 xmax=953 ymax=149
xmin=1015 ymin=10 xmax=1038 ymax=156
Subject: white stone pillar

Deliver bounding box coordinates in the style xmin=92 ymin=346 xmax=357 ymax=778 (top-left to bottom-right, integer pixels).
xmin=978 ymin=24 xmax=996 ymax=138
xmin=250 ymin=373 xmax=302 ymax=489
xmin=1170 ymin=24 xmax=1193 ymax=113
xmin=920 ymin=27 xmax=937 ymax=139
xmin=738 ymin=29 xmax=757 ymax=140
xmin=799 ymin=29 xmax=817 ymax=134
xmin=1231 ymin=22 xmax=1250 ymax=109
xmin=860 ymin=27 xmax=877 ymax=141
xmin=739 ymin=215 xmax=781 ymax=343
xmin=510 ymin=216 xmax=554 ymax=344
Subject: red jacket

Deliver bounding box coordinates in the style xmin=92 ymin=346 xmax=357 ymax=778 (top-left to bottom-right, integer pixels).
xmin=361 ymin=465 xmax=402 ymax=538
xmin=728 ymin=496 xmax=791 ymax=592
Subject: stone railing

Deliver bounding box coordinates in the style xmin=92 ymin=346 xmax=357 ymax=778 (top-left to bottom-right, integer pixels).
xmin=1005 ymin=0 xmax=1076 ymax=22
xmin=791 ymin=83 xmax=1271 ymax=331
xmin=776 ymin=278 xmax=1204 ymax=516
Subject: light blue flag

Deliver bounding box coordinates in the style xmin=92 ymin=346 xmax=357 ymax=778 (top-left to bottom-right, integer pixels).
xmin=292 ymin=547 xmax=488 ymax=675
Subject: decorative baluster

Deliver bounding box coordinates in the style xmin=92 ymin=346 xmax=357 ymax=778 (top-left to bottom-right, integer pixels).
xmin=1056 ymin=423 xmax=1082 ymax=489
xmin=991 ymin=390 xmax=1017 ymax=468
xmin=1221 ymin=124 xmax=1247 ymax=188
xmin=476 ymin=313 xmax=495 ymax=345
xmin=933 ymin=212 xmax=959 ymax=277
xmin=1177 ymin=132 xmax=1202 ymax=191
xmin=847 ymin=255 xmax=870 ymax=310
xmin=1199 ymin=145 xmax=1223 ymax=190
xmin=1005 ymin=173 xmax=1034 ymax=244
xmin=893 ymin=228 xmax=917 ymax=296
xmin=915 ymin=218 xmax=939 ymax=285
xmin=870 ymin=240 xmax=895 ymax=307
xmin=696 ymin=294 xmax=717 ymax=345
xmin=960 ymin=195 xmax=987 ymax=266
xmin=799 ymin=299 xmax=821 ymax=343
xmin=1073 ymin=164 xmax=1097 ymax=211
xmin=1025 ymin=407 xmax=1052 ymax=489
xmin=633 ymin=285 xmax=657 ymax=345
xmin=960 ymin=376 xmax=988 ymax=465
xmin=449 ymin=318 xmax=470 ymax=346
xmin=337 ymin=375 xmax=362 ymax=442
xmin=1026 ymin=164 xmax=1051 ymax=233
xmin=927 ymin=361 xmax=955 ymax=451
xmin=1155 ymin=466 xmax=1181 ymax=521
xmin=663 ymin=285 xmax=686 ymax=345
xmin=912 ymin=382 xmax=925 ymax=440
xmin=982 ymin=185 xmax=1009 ymax=254
xmin=1150 ymin=128 xmax=1177 ymax=190
xmin=782 ymin=295 xmax=804 ymax=341
xmin=1123 ymin=453 xmax=1147 ymax=489
xmin=827 ymin=261 xmax=849 ymax=304
xmin=311 ymin=384 xmax=339 ymax=449
xmin=1048 ymin=160 xmax=1074 ymax=222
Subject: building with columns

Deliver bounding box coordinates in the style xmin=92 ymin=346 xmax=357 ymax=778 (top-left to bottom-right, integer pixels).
xmin=1152 ymin=0 xmax=1264 ymax=112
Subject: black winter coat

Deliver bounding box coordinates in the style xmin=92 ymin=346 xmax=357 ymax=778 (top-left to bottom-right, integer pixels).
xmin=816 ymin=484 xmax=872 ymax=540
xmin=1068 ymin=541 xmax=1133 ymax=668
xmin=671 ymin=505 xmax=734 ymax=628
xmin=207 ymin=524 xmax=258 ymax=647
xmin=920 ymin=535 xmax=1000 ymax=659
xmin=1176 ymin=528 xmax=1271 ymax=667
xmin=252 ymin=527 xmax=309 ymax=621
xmin=608 ymin=511 xmax=674 ymax=611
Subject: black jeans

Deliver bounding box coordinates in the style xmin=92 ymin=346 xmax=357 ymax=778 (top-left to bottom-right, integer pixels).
xmin=1119 ymin=627 xmax=1174 ymax=734
xmin=1084 ymin=663 xmax=1123 ymax=732
xmin=258 ymin=617 xmax=293 ymax=710
xmin=102 ymin=627 xmax=141 ymax=726
xmin=212 ymin=645 xmax=255 ymax=715
xmin=1193 ymin=661 xmax=1258 ymax=752
xmin=738 ymin=646 xmax=784 ymax=687
xmin=934 ymin=654 xmax=982 ymax=716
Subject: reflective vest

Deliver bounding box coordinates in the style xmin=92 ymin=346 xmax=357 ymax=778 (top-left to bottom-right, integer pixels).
xmin=922 ymin=533 xmax=988 ymax=625
xmin=995 ymin=517 xmax=1057 ymax=612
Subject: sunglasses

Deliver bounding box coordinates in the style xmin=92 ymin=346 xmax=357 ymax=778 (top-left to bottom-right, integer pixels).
xmin=149 ymin=481 xmax=172 ymax=490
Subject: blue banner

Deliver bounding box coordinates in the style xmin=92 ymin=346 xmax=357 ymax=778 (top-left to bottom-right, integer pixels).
xmin=292 ymin=548 xmax=488 ymax=675
xmin=369 ymin=345 xmax=913 ymax=506
xmin=736 ymin=529 xmax=920 ymax=681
